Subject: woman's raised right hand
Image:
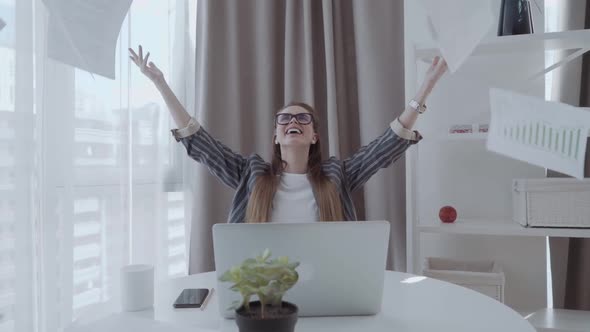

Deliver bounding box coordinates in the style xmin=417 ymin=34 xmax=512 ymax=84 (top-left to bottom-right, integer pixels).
xmin=129 ymin=45 xmax=164 ymax=84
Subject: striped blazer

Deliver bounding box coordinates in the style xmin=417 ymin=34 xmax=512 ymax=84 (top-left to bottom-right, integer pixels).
xmin=172 ymin=118 xmax=421 ymax=223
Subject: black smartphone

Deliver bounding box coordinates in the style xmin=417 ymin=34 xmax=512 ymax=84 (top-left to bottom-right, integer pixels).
xmin=173 ymin=288 xmax=210 ymax=308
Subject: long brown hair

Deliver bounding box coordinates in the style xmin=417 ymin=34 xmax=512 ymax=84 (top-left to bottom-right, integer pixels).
xmin=245 ymin=102 xmax=344 ymax=223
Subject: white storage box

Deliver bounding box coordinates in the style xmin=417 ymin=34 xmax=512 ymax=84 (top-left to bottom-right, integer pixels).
xmin=423 ymin=257 xmax=505 ymax=303
xmin=513 ymin=178 xmax=590 ymax=228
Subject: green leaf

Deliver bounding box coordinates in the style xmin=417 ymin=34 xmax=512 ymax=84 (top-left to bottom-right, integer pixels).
xmin=242 ymin=258 xmax=257 ymax=265
xmin=231 ymin=266 xmax=241 ymax=275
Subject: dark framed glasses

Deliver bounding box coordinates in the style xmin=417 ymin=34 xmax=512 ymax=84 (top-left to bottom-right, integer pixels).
xmin=275 ymin=113 xmax=313 ymax=125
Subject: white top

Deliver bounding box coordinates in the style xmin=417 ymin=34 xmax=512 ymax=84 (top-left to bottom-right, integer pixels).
xmin=270 ymin=173 xmax=319 ymax=223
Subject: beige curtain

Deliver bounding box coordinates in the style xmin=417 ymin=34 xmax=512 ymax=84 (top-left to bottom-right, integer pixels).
xmin=548 ymin=0 xmax=590 ymax=311
xmin=187 ymin=0 xmax=407 ymax=273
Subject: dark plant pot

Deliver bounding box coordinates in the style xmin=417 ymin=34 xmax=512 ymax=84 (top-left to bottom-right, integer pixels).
xmin=498 ymin=0 xmax=534 ymax=36
xmin=235 ymin=301 xmax=298 ymax=332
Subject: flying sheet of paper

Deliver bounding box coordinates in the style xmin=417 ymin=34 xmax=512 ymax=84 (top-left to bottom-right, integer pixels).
xmin=43 ymin=0 xmax=132 ymax=79
xmin=419 ymin=0 xmax=494 ymax=73
xmin=487 ymin=88 xmax=590 ymax=179
xmin=0 ymin=17 xmax=6 ymax=31
xmin=64 ymin=313 xmax=216 ymax=332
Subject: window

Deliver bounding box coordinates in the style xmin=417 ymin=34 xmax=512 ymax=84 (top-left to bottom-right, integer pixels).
xmin=0 ymin=1 xmax=17 ymax=330
xmin=0 ymin=0 xmax=196 ymax=330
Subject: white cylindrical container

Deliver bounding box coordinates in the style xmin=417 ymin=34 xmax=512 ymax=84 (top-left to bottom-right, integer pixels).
xmin=120 ymin=264 xmax=154 ymax=312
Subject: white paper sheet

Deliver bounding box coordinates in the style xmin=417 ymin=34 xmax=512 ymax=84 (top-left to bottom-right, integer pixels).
xmin=43 ymin=0 xmax=132 ymax=79
xmin=419 ymin=0 xmax=494 ymax=73
xmin=487 ymin=88 xmax=590 ymax=179
xmin=65 ymin=313 xmax=217 ymax=332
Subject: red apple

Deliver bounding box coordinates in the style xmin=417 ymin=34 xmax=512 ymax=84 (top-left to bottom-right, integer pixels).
xmin=439 ymin=206 xmax=457 ymax=223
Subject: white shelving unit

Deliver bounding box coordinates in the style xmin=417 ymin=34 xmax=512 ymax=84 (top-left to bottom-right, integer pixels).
xmin=433 ymin=132 xmax=488 ymax=141
xmin=415 ymin=29 xmax=590 ymax=58
xmin=418 ymin=219 xmax=590 ymax=238
xmin=407 ymin=28 xmax=590 ymax=270
xmin=404 ymin=10 xmax=590 ymax=315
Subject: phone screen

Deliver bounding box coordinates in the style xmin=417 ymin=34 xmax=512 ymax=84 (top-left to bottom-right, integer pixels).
xmin=173 ymin=288 xmax=210 ymax=308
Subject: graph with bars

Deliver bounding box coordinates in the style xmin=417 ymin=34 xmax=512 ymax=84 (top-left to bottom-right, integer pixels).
xmin=501 ymin=122 xmax=586 ymax=161
xmin=488 ymin=88 xmax=590 ymax=179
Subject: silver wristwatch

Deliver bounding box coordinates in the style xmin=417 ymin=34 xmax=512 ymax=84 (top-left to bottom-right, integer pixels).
xmin=409 ymin=99 xmax=427 ymax=114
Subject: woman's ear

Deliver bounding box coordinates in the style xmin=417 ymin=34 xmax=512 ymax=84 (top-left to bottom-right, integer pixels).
xmin=273 ymin=135 xmax=278 ymax=145
xmin=312 ymin=134 xmax=318 ymax=144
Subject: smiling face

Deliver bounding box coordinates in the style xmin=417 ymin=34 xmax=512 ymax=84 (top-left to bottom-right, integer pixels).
xmin=274 ymin=105 xmax=318 ymax=147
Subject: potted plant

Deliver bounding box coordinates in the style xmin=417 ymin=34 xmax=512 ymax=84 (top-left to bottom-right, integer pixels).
xmin=219 ymin=249 xmax=300 ymax=332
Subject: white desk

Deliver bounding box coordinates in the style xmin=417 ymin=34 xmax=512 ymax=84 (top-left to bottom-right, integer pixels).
xmin=154 ymin=271 xmax=535 ymax=332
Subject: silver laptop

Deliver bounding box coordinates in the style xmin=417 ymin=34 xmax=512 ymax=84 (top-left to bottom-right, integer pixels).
xmin=212 ymin=221 xmax=390 ymax=318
